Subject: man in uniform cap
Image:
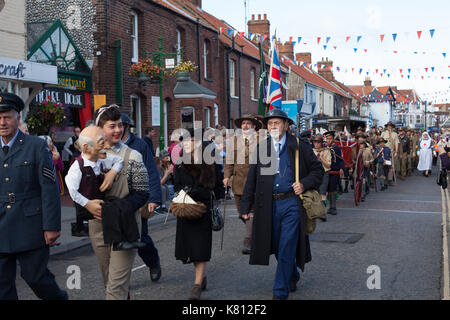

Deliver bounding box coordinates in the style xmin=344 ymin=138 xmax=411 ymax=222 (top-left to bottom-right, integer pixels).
xmin=224 ymin=114 xmax=260 ymax=254
xmin=381 ymin=121 xmax=399 ymax=185
xmin=0 ymin=93 xmax=67 ymax=300
xmin=324 ymin=131 xmax=345 ymax=214
xmin=240 ymin=108 xmax=323 ymax=299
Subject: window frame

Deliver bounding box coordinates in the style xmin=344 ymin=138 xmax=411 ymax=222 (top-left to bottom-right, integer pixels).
xmin=130 ymin=11 xmax=139 ymax=63
xmin=229 ymin=59 xmax=236 ymax=98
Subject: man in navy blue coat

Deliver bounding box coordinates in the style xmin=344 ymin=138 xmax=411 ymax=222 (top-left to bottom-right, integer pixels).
xmin=0 ymin=93 xmax=67 ymax=300
xmin=121 ymin=113 xmax=163 ymax=282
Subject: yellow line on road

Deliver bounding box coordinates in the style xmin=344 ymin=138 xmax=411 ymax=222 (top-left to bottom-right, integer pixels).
xmin=442 ymin=187 xmax=449 ymax=300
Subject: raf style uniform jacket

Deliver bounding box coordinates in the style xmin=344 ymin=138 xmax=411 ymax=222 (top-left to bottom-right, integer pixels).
xmin=0 ymin=130 xmax=61 ymax=253
xmin=240 ymin=133 xmax=323 ymax=271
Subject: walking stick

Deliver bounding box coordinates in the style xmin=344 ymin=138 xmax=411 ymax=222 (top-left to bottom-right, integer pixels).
xmin=221 ymin=188 xmax=227 ymax=251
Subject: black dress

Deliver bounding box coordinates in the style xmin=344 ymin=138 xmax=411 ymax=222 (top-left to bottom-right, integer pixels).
xmin=174 ymin=164 xmax=219 ymax=263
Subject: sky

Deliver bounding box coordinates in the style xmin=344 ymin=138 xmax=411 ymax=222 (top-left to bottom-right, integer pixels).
xmin=203 ymin=0 xmax=450 ymax=104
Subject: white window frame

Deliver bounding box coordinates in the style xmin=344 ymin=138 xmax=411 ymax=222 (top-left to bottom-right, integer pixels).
xmin=204 ymin=107 xmax=211 ymax=128
xmin=163 ymin=99 xmax=168 ymax=148
xmin=214 ymin=103 xmax=219 ymax=127
xmin=130 ymin=94 xmax=142 ymax=137
xmin=176 ymin=29 xmax=182 ymax=64
xmin=203 ymin=41 xmax=208 ymax=79
xmin=250 ymin=69 xmax=255 ymax=100
xmin=230 ymin=59 xmax=236 ymax=97
xmin=130 ymin=11 xmax=139 ymax=63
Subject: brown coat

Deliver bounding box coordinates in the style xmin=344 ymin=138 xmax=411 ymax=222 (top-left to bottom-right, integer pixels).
xmin=224 ymin=135 xmax=256 ymax=196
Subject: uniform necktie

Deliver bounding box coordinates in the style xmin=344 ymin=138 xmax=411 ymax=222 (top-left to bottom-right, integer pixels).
xmin=277 ymin=143 xmax=281 ymax=155
xmin=2 ymin=145 xmax=9 ymax=155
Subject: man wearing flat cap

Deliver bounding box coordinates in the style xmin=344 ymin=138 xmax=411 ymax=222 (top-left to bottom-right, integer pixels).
xmin=224 ymin=114 xmax=260 ymax=254
xmin=240 ymin=109 xmax=323 ymax=300
xmin=0 ymin=93 xmax=67 ymax=300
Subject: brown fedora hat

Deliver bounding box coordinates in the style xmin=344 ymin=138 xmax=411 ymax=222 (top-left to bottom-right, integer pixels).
xmin=234 ymin=114 xmax=262 ymax=130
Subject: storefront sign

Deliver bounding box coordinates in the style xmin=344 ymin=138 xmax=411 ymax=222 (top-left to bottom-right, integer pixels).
xmin=0 ymin=56 xmax=57 ymax=84
xmin=34 ymin=88 xmax=85 ymax=108
xmin=55 ymin=72 xmax=92 ymax=91
xmin=415 ymin=124 xmax=424 ymax=128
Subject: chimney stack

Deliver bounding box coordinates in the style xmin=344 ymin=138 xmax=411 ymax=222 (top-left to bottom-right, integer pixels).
xmin=364 ymin=77 xmax=372 ymax=87
xmin=317 ymin=57 xmax=334 ymax=82
xmin=278 ymin=41 xmax=294 ymax=61
xmin=295 ymin=52 xmax=311 ymax=65
xmin=248 ymin=13 xmax=270 ymax=53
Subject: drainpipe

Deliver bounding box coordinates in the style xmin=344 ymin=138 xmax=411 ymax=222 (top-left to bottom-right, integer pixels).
xmin=225 ymin=46 xmax=232 ymax=128
xmin=196 ymin=19 xmax=201 ymax=83
xmin=238 ymin=46 xmax=242 ymax=118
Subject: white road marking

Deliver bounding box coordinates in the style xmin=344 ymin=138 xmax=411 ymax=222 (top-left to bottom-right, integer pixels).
xmin=341 ymin=208 xmax=441 ymax=214
xmin=443 ymin=188 xmax=450 ymax=300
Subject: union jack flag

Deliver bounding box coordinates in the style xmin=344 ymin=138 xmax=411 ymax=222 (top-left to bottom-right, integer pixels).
xmin=267 ymin=39 xmax=282 ymax=110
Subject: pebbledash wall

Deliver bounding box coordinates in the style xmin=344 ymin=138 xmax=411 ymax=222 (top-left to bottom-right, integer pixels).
xmin=26 ymin=0 xmax=97 ymax=64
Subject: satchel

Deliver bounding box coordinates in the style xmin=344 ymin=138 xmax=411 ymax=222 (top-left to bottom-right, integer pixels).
xmin=210 ymin=192 xmax=224 ymax=231
xmin=139 ymin=203 xmax=156 ymax=220
xmin=295 ymin=139 xmax=326 ymax=235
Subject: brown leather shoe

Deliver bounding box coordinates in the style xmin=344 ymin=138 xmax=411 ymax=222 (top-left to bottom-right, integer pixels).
xmin=189 ymin=284 xmax=202 ymax=300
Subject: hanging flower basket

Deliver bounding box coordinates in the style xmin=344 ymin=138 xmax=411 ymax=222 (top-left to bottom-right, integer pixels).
xmin=170 ymin=60 xmax=197 ymax=77
xmin=25 ymin=98 xmax=67 ymax=136
xmin=129 ymin=58 xmax=166 ymax=82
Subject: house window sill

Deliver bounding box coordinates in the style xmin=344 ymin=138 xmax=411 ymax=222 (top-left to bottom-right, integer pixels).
xmin=231 ymin=96 xmax=239 ymax=100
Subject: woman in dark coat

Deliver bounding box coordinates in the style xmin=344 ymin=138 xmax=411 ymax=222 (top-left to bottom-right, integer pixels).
xmin=173 ymin=134 xmax=220 ymax=300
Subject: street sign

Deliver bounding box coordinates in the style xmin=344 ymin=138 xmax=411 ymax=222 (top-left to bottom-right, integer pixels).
xmin=165 ymin=58 xmax=175 ymax=69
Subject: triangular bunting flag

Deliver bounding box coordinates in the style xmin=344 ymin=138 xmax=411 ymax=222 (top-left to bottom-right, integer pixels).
xmin=298 ymin=37 xmax=302 ymax=43
xmin=380 ymin=34 xmax=385 ymax=42
xmin=364 ymin=49 xmax=367 ymax=53
xmin=219 ymin=27 xmax=224 ymax=34
xmin=430 ymin=29 xmax=435 ymax=38
xmin=408 ymin=68 xmax=411 ymax=73
xmin=326 ymin=37 xmax=331 ymax=44
xmin=417 ymin=31 xmax=422 ymax=39
xmin=392 ymin=33 xmax=397 ymax=42
xmin=425 ymin=67 xmax=428 ymax=72
xmin=333 ymin=46 xmax=337 ymax=50
xmin=443 ymin=53 xmax=447 ymax=58
xmin=346 ymin=36 xmax=350 ymax=42
xmin=289 ymin=36 xmax=293 ymax=43
xmin=354 ymin=48 xmax=357 ymax=53
xmin=292 ymin=41 xmax=296 ymax=46
xmin=431 ymin=67 xmax=435 ymax=72
xmin=357 ymin=35 xmax=362 ymax=42
xmin=317 ymin=37 xmax=321 ymax=44
xmin=323 ymin=45 xmax=327 ymax=50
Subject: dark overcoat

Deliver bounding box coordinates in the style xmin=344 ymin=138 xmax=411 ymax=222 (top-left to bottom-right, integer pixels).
xmin=240 ymin=133 xmax=324 ymax=271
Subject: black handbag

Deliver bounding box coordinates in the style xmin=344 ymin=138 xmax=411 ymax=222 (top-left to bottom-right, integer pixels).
xmin=437 ymin=169 xmax=447 ymax=189
xmin=210 ymin=192 xmax=224 ymax=232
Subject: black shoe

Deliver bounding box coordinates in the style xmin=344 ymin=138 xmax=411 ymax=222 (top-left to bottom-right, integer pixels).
xmin=242 ymin=247 xmax=251 ymax=255
xmin=71 ymin=223 xmax=89 ymax=237
xmin=327 ymin=208 xmax=337 ymax=215
xmin=189 ymin=284 xmax=202 ymax=300
xmin=290 ymin=277 xmax=299 ymax=292
xmin=319 ymin=216 xmax=327 ymax=222
xmin=150 ymin=265 xmax=162 ymax=282
xmin=343 ymin=188 xmax=349 ymax=193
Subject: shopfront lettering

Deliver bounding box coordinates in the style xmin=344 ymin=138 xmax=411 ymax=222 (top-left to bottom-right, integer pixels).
xmin=57 ymin=77 xmax=86 ymax=90
xmin=0 ymin=62 xmax=26 ymax=79
xmin=35 ymin=88 xmax=84 ymax=108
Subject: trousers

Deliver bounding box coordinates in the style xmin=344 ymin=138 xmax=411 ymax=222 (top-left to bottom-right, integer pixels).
xmin=89 ymin=217 xmax=139 ymax=300
xmin=234 ymin=194 xmax=253 ymax=247
xmin=138 ymin=218 xmax=160 ymax=268
xmin=0 ymin=246 xmax=67 ymax=300
xmin=272 ymin=196 xmax=300 ymax=299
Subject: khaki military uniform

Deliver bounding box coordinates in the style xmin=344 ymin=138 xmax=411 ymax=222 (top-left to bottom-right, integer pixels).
xmin=224 ymin=135 xmax=256 ymax=249
xmin=398 ymin=134 xmax=410 ymax=177
xmin=381 ymin=130 xmax=399 ymax=181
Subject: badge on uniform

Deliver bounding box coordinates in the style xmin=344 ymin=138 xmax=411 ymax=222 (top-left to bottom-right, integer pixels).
xmin=43 ymin=167 xmax=56 ymax=183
